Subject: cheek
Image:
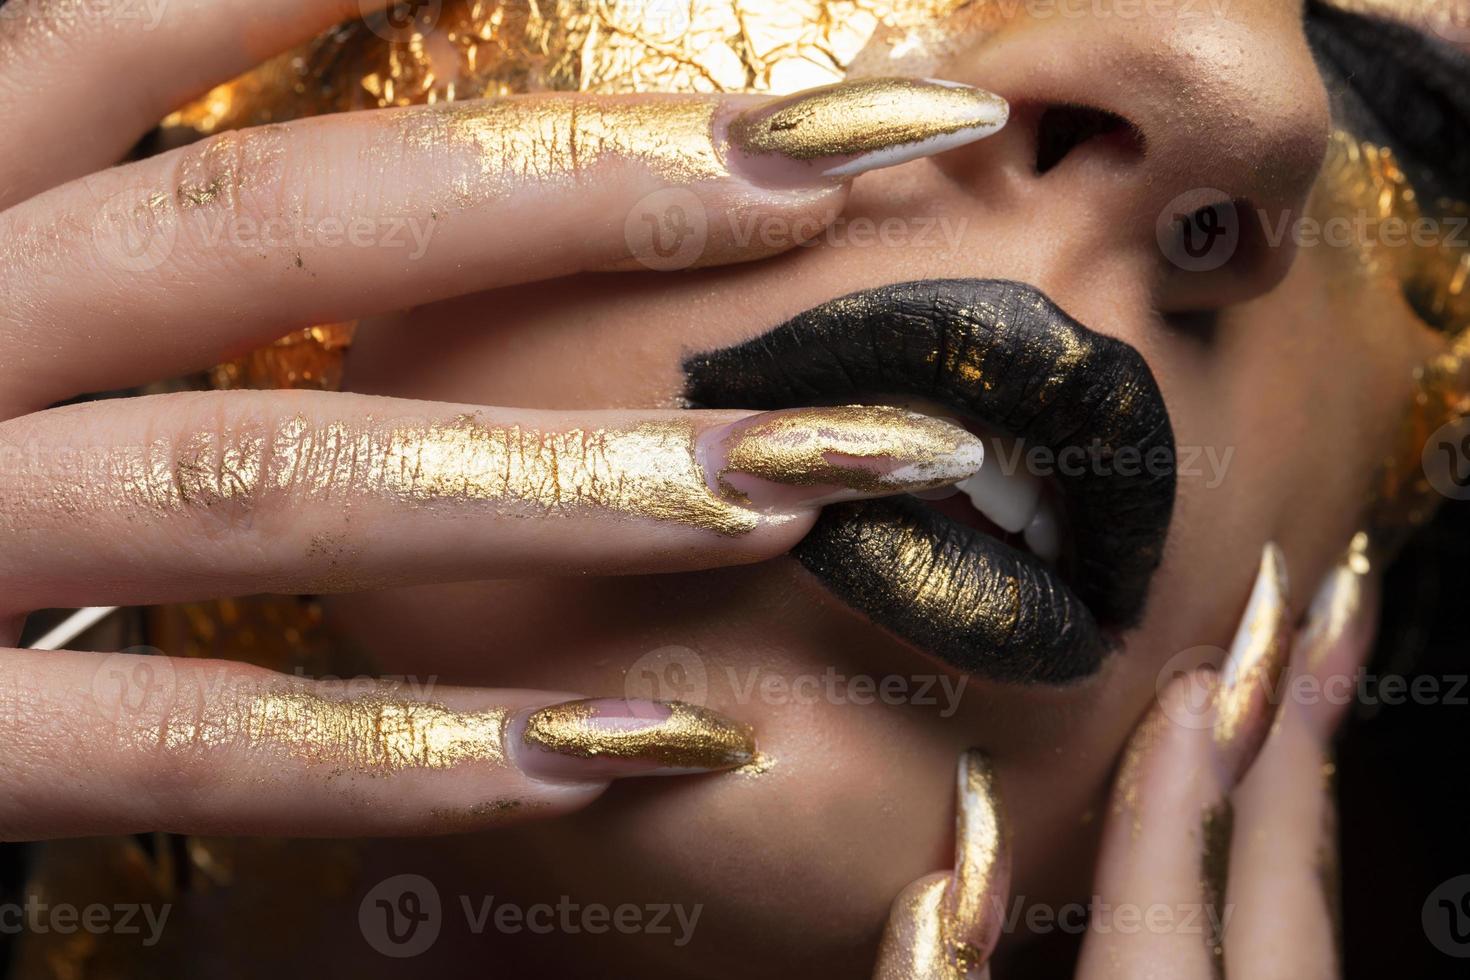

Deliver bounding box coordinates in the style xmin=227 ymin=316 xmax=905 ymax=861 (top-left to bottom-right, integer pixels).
xmin=324 ymin=560 xmax=1155 ymax=969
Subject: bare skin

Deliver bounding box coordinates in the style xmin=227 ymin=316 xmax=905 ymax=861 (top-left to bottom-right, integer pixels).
xmin=0 ymin=0 xmax=1459 ymax=975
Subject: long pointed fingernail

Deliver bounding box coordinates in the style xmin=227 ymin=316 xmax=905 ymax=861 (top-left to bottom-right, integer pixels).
xmin=944 ymin=750 xmax=1010 ymax=971
xmin=511 ymin=698 xmax=755 ymax=780
xmin=874 ymin=750 xmax=1010 ymax=979
xmin=726 ymin=77 xmax=1008 ymax=183
xmin=698 ymin=405 xmax=983 ymax=511
xmin=1298 ymin=532 xmax=1373 ymax=742
xmin=1214 ymin=542 xmax=1292 ymax=781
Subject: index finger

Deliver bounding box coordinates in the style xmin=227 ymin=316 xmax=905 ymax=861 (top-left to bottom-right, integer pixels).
xmin=0 ymin=78 xmax=1007 ymax=416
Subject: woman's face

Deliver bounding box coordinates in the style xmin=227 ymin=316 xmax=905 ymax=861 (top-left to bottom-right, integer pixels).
xmin=318 ymin=0 xmax=1454 ymax=973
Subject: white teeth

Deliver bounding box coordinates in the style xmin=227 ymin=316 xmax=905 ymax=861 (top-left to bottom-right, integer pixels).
xmin=1023 ymin=500 xmax=1061 ymax=564
xmin=957 ymin=450 xmax=1042 ymax=534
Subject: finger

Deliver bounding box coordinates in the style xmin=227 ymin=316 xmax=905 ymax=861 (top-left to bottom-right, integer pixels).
xmin=1078 ymin=543 xmax=1292 ymax=978
xmin=0 ymin=0 xmax=394 ymax=207
xmin=0 ymin=79 xmax=1008 ymax=416
xmin=1224 ymin=539 xmax=1376 ymax=979
xmin=0 ymin=646 xmax=758 ymax=840
xmin=0 ymin=392 xmax=983 ymax=613
xmin=874 ymin=750 xmax=1010 ymax=979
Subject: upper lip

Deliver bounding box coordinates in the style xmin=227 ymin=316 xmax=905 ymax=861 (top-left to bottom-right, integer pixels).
xmin=682 ymin=278 xmax=1177 ymax=684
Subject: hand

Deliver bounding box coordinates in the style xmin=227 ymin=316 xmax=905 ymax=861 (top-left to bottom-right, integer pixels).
xmin=875 ymin=541 xmax=1374 ymax=978
xmin=0 ymin=0 xmax=1007 ymax=840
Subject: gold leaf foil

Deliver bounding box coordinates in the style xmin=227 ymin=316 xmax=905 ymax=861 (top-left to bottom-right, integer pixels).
xmin=1315 ymin=130 xmax=1470 ymax=336
xmin=161 ymin=0 xmax=984 ymax=138
xmin=1313 ymin=130 xmax=1470 ymax=546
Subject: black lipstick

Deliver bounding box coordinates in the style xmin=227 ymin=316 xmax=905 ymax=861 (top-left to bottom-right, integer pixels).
xmin=683 ymin=279 xmax=1176 ymax=684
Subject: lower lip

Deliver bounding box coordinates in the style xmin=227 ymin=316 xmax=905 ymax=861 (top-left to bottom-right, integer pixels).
xmin=791 ymin=495 xmax=1104 ymax=685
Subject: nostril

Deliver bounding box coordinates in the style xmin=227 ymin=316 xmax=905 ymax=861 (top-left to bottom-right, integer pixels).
xmin=1034 ymin=104 xmax=1143 ymax=175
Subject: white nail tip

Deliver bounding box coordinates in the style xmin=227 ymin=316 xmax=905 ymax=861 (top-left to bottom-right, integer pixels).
xmin=822 ymin=123 xmax=1007 ymax=178
xmin=889 ymin=434 xmax=984 ymax=486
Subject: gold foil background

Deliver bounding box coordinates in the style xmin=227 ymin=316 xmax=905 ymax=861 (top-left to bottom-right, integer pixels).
xmin=163 ymin=0 xmax=977 ymax=136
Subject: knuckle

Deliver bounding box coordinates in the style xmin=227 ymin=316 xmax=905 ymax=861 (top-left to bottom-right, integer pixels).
xmin=129 ymin=659 xmax=273 ymax=809
xmin=154 ymin=393 xmax=286 ymax=545
xmin=167 ymin=126 xmax=296 ymax=267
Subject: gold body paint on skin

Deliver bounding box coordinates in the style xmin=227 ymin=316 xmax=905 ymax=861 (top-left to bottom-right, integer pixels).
xmin=150 ymin=686 xmax=508 ymax=773
xmin=13 ymin=406 xmax=978 ymax=539
xmin=157 ymin=413 xmax=765 ymax=536
xmin=520 ymin=699 xmax=756 ymax=770
xmin=397 ymin=96 xmax=727 ymax=208
xmin=1200 ymin=802 xmax=1234 ymax=980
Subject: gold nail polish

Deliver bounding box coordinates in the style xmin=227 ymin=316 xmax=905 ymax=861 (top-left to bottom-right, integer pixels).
xmin=1301 ymin=533 xmax=1369 ymax=673
xmin=708 ymin=405 xmax=984 ymax=507
xmin=1214 ymin=543 xmax=1291 ymax=775
xmin=519 ymin=699 xmax=755 ymax=774
xmin=727 ymin=77 xmax=1008 ymax=177
xmin=946 ymin=750 xmax=1007 ymax=965
xmin=875 ymin=750 xmax=1009 ymax=979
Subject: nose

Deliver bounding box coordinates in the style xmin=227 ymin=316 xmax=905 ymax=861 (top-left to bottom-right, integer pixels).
xmin=934 ymin=3 xmax=1332 ymax=311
